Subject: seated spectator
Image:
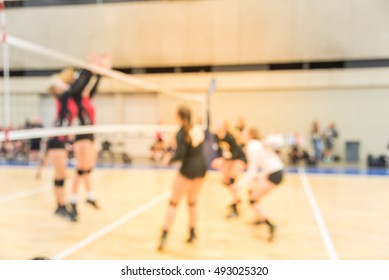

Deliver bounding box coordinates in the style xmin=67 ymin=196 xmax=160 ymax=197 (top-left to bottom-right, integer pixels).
xmin=150 ymin=133 xmax=167 ymax=162
xmin=99 ymin=139 xmax=115 ymax=163
xmin=287 ymin=131 xmax=306 ymax=165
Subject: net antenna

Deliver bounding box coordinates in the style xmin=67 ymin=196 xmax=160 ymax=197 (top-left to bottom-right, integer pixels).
xmin=205 ymin=77 xmax=217 ymax=132
xmin=0 ymin=30 xmax=207 ymax=141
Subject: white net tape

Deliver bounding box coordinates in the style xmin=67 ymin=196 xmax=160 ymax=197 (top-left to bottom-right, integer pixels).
xmin=0 ymin=32 xmax=205 ymax=103
xmin=0 ymin=124 xmax=177 ymax=142
xmin=0 ymin=32 xmax=208 ymax=142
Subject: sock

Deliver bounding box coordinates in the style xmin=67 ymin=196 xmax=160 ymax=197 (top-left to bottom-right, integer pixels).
xmin=70 ymin=194 xmax=78 ymax=204
xmin=87 ymin=192 xmax=96 ymax=201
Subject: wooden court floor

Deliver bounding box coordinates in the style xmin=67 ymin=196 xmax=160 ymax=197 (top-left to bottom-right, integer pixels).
xmin=0 ymin=166 xmax=388 ymax=260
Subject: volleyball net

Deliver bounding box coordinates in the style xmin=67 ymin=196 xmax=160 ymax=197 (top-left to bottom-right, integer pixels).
xmin=0 ymin=30 xmax=210 ymax=161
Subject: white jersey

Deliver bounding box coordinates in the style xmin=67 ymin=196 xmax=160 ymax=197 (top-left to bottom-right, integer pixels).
xmin=237 ymin=139 xmax=284 ymax=188
xmin=264 ymin=133 xmax=285 ymax=151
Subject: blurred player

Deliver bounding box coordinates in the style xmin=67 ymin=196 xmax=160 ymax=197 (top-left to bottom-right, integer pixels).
xmin=233 ymin=127 xmax=284 ymax=241
xmin=211 ymin=120 xmax=246 ymax=218
xmin=70 ymin=54 xmax=111 ymax=218
xmin=158 ymin=106 xmax=207 ymax=251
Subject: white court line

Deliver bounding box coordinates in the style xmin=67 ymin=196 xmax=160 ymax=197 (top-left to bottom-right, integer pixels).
xmin=298 ymin=168 xmax=339 ymax=260
xmin=52 ymin=191 xmax=170 ymax=260
xmin=0 ymin=185 xmax=50 ymax=205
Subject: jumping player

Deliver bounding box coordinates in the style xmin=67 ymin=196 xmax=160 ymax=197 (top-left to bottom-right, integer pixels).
xmin=47 ymin=67 xmax=92 ymax=221
xmin=69 ymin=55 xmax=110 ymax=218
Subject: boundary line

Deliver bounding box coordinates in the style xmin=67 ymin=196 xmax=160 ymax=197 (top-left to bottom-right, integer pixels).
xmin=298 ymin=168 xmax=339 ymax=260
xmin=52 ymin=191 xmax=170 ymax=260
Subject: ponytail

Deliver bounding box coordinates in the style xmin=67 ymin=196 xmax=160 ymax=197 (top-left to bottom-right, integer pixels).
xmin=177 ymin=106 xmax=192 ymax=144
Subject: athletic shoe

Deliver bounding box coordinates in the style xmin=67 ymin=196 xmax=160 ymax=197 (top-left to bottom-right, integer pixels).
xmin=157 ymin=231 xmax=168 ymax=251
xmin=226 ymin=204 xmax=239 ymax=219
xmin=186 ymin=228 xmax=197 ymax=243
xmin=268 ymin=224 xmax=276 ymax=242
xmin=253 ymin=220 xmax=264 ymax=226
xmin=86 ymin=199 xmax=100 ymax=209
xmin=54 ymin=206 xmax=77 ymax=222
xmin=70 ymin=203 xmax=78 ymax=218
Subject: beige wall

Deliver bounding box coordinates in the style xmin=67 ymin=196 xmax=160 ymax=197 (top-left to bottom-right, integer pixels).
xmin=2 ymin=0 xmax=389 ymax=68
xmin=1 ymin=67 xmax=389 ymax=161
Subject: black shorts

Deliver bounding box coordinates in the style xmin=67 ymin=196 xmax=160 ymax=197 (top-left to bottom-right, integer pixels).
xmin=268 ymin=170 xmax=284 ymax=185
xmin=180 ymin=156 xmax=207 ymax=180
xmin=75 ymin=134 xmax=94 ymax=142
xmin=47 ymin=137 xmax=65 ymax=150
xmin=231 ymin=155 xmax=247 ymax=164
xmin=30 ymin=139 xmax=41 ymax=151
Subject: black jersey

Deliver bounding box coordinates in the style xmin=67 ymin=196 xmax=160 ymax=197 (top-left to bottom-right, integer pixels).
xmin=48 ymin=69 xmax=93 ymax=150
xmin=216 ymin=132 xmax=247 ymax=162
xmin=170 ymin=127 xmax=207 ymax=179
xmin=72 ymin=70 xmax=100 ymax=126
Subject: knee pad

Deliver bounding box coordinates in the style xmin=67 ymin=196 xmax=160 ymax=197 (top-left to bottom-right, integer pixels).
xmin=249 ymin=199 xmax=257 ymax=205
xmin=86 ymin=169 xmax=92 ymax=174
xmin=77 ymin=169 xmax=86 ymax=176
xmin=169 ymin=201 xmax=178 ymax=207
xmin=188 ymin=202 xmax=196 ymax=207
xmin=54 ymin=179 xmax=65 ymax=188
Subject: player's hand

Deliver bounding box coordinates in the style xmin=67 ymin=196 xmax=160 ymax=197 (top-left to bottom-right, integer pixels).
xmin=99 ymin=55 xmax=113 ymax=69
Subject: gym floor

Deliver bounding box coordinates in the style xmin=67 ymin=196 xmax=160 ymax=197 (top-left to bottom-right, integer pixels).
xmin=0 ymin=166 xmax=388 ymax=260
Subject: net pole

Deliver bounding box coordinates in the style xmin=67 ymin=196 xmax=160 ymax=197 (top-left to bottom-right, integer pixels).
xmin=206 ymin=78 xmax=217 ymax=131
xmin=0 ymin=0 xmax=10 ymax=127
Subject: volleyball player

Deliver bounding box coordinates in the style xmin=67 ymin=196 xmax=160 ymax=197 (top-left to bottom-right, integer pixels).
xmin=69 ymin=55 xmax=111 ymax=218
xmin=69 ymin=58 xmax=101 ymax=215
xmin=35 ymin=142 xmax=47 ymax=180
xmin=211 ymin=120 xmax=246 ymax=218
xmin=28 ymin=116 xmax=43 ymax=163
xmin=233 ymin=127 xmax=284 ymax=242
xmin=158 ymin=106 xmax=207 ymax=251
xmin=47 ymin=68 xmax=91 ymax=222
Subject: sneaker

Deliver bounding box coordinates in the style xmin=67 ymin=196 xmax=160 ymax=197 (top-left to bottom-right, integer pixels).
xmin=70 ymin=203 xmax=78 ymax=218
xmin=54 ymin=206 xmax=77 ymax=222
xmin=253 ymin=220 xmax=264 ymax=226
xmin=157 ymin=236 xmax=167 ymax=251
xmin=186 ymin=229 xmax=197 ymax=243
xmin=63 ymin=207 xmax=77 ymax=222
xmin=226 ymin=204 xmax=239 ymax=219
xmin=157 ymin=231 xmax=168 ymax=251
xmin=268 ymin=224 xmax=276 ymax=242
xmin=226 ymin=211 xmax=238 ymax=219
xmin=54 ymin=206 xmax=64 ymax=217
xmin=86 ymin=199 xmax=100 ymax=209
